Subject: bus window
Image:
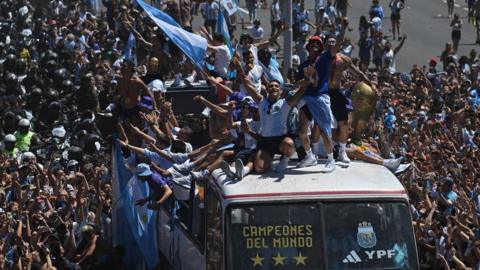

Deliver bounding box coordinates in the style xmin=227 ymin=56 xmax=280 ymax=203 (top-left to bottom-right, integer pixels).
xmin=323 ymin=202 xmax=418 ymax=269
xmin=206 ymin=187 xmax=222 ymax=270
xmin=226 ymin=203 xmax=322 ymax=270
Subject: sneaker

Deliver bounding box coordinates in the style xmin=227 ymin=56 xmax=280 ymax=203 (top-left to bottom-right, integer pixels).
xmin=395 ymin=163 xmax=412 ymax=174
xmin=171 ymin=74 xmax=185 ymax=87
xmin=234 ymin=159 xmax=245 ymax=180
xmin=323 ymin=159 xmax=336 ymax=173
xmin=337 ymin=150 xmax=351 ymax=163
xmin=384 ymin=157 xmax=403 ymax=172
xmin=184 ymin=71 xmax=196 ymax=85
xmin=220 ymin=161 xmax=236 ymax=179
xmin=275 ymin=157 xmax=289 ymax=173
xmin=296 ymin=154 xmax=317 ymax=168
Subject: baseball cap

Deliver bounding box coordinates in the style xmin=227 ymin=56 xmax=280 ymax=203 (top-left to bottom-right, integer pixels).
xmin=67 ymin=160 xmax=79 ymax=171
xmin=18 ymin=118 xmax=30 ymax=127
xmin=306 ymin=35 xmax=323 ymax=50
xmin=292 ymin=55 xmax=300 ymax=66
xmin=136 ymin=163 xmax=152 ymax=177
xmin=4 ymin=134 xmax=15 ymax=142
xmin=138 ymin=96 xmax=154 ymax=110
xmin=52 ymin=126 xmax=66 ymax=138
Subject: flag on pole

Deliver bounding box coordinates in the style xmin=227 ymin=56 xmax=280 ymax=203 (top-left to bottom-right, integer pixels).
xmin=221 ymin=0 xmax=238 ymax=16
xmin=136 ymin=0 xmax=207 ymax=69
xmin=216 ymin=10 xmax=234 ymax=55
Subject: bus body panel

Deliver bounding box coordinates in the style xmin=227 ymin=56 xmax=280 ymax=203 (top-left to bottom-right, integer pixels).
xmin=157 ymin=208 xmax=205 ymax=270
xmin=157 ymin=161 xmax=419 ymax=270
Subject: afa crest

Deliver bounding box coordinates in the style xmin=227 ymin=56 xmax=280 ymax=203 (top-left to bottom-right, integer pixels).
xmin=357 ymin=221 xmax=377 ymax=249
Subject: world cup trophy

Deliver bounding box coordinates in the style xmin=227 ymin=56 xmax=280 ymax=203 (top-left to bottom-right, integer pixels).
xmin=351 ymin=82 xmax=377 ymax=145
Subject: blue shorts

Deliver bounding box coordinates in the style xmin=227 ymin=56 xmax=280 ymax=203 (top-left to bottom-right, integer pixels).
xmin=303 ymin=94 xmax=335 ymax=137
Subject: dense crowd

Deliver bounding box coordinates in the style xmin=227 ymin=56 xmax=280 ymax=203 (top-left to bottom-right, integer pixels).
xmin=0 ymin=0 xmax=480 ymax=269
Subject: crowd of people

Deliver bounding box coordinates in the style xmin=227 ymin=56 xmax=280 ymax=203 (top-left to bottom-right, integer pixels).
xmin=0 ymin=0 xmax=480 ymax=269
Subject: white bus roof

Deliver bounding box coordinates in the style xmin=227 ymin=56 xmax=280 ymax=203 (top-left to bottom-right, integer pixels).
xmin=211 ymin=161 xmax=408 ymax=202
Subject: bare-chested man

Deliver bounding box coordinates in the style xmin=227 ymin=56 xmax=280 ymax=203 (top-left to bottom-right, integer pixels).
xmin=328 ymin=52 xmax=373 ymax=162
xmin=115 ymin=59 xmax=157 ymax=145
xmin=116 ymin=59 xmax=156 ymax=116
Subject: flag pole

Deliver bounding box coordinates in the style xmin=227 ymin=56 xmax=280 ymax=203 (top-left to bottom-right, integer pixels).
xmin=283 ymin=0 xmax=292 ymax=77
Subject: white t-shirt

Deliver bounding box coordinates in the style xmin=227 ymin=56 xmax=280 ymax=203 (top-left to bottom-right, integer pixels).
xmin=213 ymin=44 xmax=232 ymax=78
xmin=240 ymin=64 xmax=263 ymax=95
xmin=258 ymin=98 xmax=290 ymax=137
xmin=233 ymin=119 xmax=259 ymax=149
xmin=249 ymin=26 xmax=265 ymax=41
xmin=372 ymin=17 xmax=382 ymax=32
xmin=236 ymin=44 xmax=259 ymax=64
xmin=382 ymin=49 xmax=396 ymax=74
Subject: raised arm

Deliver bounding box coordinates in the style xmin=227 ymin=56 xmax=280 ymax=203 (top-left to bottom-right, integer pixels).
xmin=131 ymin=76 xmax=157 ymax=110
xmin=117 ymin=139 xmax=146 ymax=156
xmin=257 ymin=22 xmax=285 ymax=50
xmin=233 ymin=57 xmax=263 ymax=103
xmin=207 ymin=75 xmax=234 ymax=96
xmin=331 ymin=18 xmax=349 ymax=56
xmin=287 ymin=66 xmax=313 ymax=106
xmin=194 ymin=95 xmax=231 ymax=118
xmin=127 ymin=123 xmax=156 ymax=144
xmin=394 ymin=35 xmax=407 ymax=56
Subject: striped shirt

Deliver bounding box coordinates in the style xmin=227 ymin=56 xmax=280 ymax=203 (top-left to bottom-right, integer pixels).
xmin=204 ymin=2 xmax=219 ymax=21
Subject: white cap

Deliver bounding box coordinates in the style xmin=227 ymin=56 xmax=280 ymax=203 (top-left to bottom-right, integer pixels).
xmin=4 ymin=134 xmax=15 ymax=142
xmin=52 ymin=126 xmax=66 ymax=138
xmin=19 ymin=6 xmax=28 ymax=16
xmin=292 ymin=55 xmax=300 ymax=66
xmin=18 ymin=118 xmax=30 ymax=127
xmin=20 ymin=152 xmax=36 ymax=164
xmin=148 ymin=79 xmax=166 ymax=93
xmin=21 ymin=29 xmax=32 ymax=37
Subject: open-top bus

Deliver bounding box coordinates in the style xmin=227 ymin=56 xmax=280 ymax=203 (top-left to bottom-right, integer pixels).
xmin=157 ymin=161 xmax=419 ymax=270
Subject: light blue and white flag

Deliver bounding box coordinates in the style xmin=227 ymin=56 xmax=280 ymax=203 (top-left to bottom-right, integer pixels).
xmin=216 ymin=10 xmax=234 ymax=55
xmin=124 ymin=31 xmax=138 ymax=66
xmin=136 ymin=0 xmax=207 ymax=69
xmin=259 ymin=57 xmax=284 ymax=85
xmin=112 ymin=141 xmax=159 ymax=269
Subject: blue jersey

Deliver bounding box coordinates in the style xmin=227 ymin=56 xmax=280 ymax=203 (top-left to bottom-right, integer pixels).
xmin=297 ymin=52 xmax=333 ymax=97
xmin=306 ymin=51 xmax=333 ymax=96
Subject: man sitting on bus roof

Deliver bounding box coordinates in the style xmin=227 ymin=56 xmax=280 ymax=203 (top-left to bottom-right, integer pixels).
xmin=229 ymin=56 xmax=310 ymax=174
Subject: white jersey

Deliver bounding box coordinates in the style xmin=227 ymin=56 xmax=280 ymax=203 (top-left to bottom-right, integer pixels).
xmin=258 ymin=98 xmax=290 ymax=137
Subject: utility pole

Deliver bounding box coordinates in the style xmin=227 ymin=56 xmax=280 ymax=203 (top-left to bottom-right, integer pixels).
xmin=283 ymin=0 xmax=292 ymax=77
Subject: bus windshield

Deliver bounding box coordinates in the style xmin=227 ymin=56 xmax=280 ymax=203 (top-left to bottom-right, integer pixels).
xmin=227 ymin=201 xmax=418 ymax=270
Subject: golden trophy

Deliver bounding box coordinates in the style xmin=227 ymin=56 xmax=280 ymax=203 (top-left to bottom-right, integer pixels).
xmin=351 ymin=82 xmax=377 ymax=145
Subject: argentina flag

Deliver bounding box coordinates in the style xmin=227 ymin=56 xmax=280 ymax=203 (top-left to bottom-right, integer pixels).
xmin=112 ymin=141 xmax=159 ymax=269
xmin=136 ymin=0 xmax=207 ymax=69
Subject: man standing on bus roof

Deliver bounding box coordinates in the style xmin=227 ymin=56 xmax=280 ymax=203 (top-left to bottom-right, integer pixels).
xmin=295 ymin=18 xmax=349 ymax=173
